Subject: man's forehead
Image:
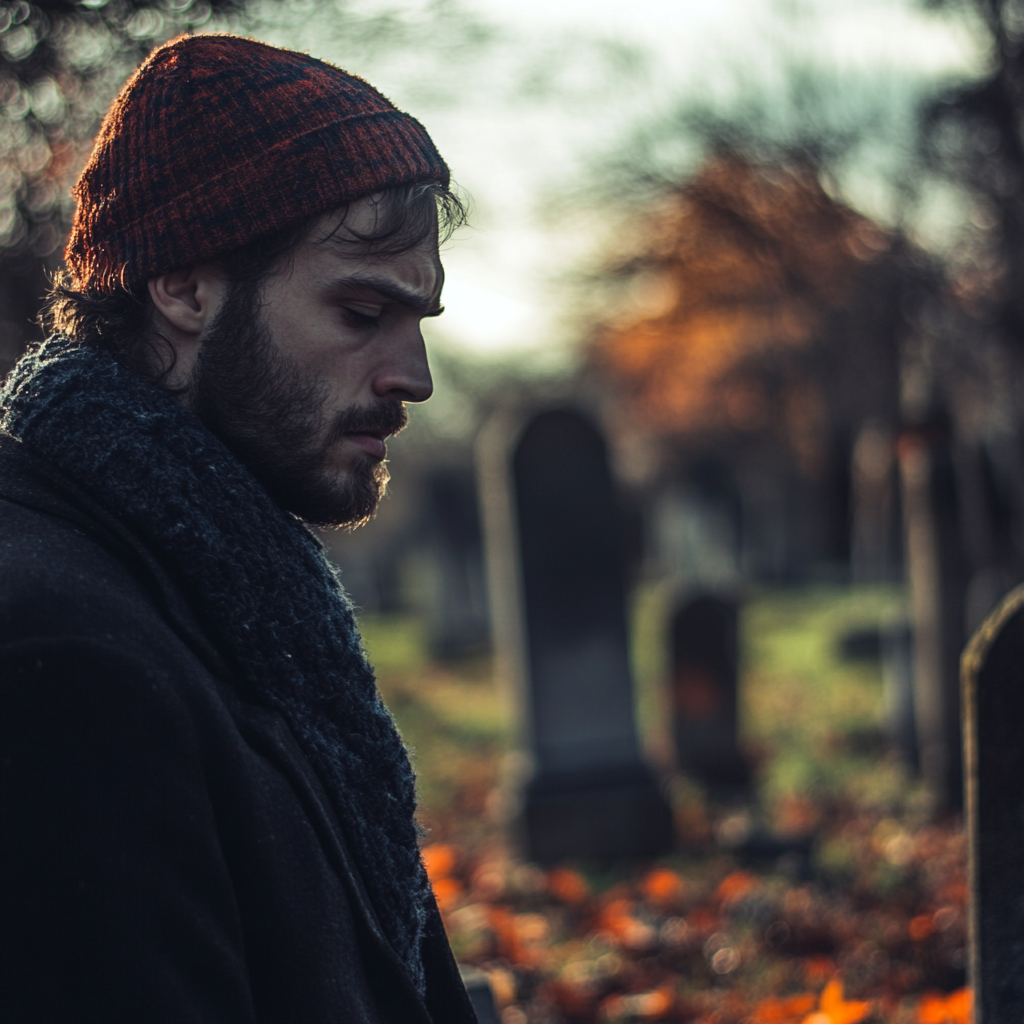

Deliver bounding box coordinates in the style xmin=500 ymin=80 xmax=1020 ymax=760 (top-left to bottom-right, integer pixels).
xmin=310 ymin=242 xmax=444 ymax=310
xmin=329 ymin=268 xmax=444 ymax=312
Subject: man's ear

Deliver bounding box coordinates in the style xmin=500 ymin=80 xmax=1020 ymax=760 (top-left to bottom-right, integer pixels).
xmin=148 ymin=266 xmax=226 ymax=338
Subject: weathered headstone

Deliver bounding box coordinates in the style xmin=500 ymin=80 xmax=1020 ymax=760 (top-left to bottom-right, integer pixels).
xmin=459 ymin=967 xmax=500 ymax=1024
xmin=850 ymin=422 xmax=898 ymax=583
xmin=422 ymin=469 xmax=490 ymax=659
xmin=669 ymin=593 xmax=750 ymax=792
xmin=479 ymin=407 xmax=674 ymax=863
xmin=898 ymin=420 xmax=965 ymax=810
xmin=962 ymin=584 xmax=1024 ymax=1023
xmin=880 ymin=622 xmax=918 ymax=772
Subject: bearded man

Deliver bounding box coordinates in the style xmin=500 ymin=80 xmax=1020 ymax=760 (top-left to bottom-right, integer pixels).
xmin=0 ymin=34 xmax=478 ymax=1024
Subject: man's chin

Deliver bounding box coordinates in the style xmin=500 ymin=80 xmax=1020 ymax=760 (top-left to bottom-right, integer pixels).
xmin=277 ymin=460 xmax=390 ymax=529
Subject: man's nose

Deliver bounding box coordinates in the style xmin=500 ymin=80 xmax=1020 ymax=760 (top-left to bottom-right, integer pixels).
xmin=372 ymin=329 xmax=433 ymax=404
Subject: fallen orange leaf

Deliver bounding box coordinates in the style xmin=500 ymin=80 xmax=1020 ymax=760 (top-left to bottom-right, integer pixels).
xmin=753 ymin=993 xmax=817 ymax=1022
xmin=716 ymin=870 xmax=757 ymax=904
xmin=946 ymin=989 xmax=972 ymax=1023
xmin=601 ymin=986 xmax=674 ymax=1021
xmin=597 ymin=898 xmax=657 ymax=950
xmin=431 ymin=876 xmax=462 ymax=910
xmin=801 ymin=979 xmax=871 ymax=1024
xmin=918 ymin=993 xmax=949 ymax=1023
xmin=487 ymin=907 xmax=550 ymax=965
xmin=421 ymin=843 xmax=458 ymax=881
xmin=642 ymin=868 xmax=686 ymax=906
xmin=916 ymin=988 xmax=972 ymax=1024
xmin=487 ymin=906 xmax=527 ymax=964
xmin=548 ymin=867 xmax=590 ymax=905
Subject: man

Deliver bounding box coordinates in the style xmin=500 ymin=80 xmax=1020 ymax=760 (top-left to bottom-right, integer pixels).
xmin=0 ymin=33 xmax=478 ymax=1024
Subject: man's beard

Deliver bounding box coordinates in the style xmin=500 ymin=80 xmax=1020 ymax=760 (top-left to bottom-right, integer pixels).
xmin=187 ymin=284 xmax=407 ymax=529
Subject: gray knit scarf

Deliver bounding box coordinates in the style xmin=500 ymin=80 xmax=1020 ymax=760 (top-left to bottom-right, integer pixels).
xmin=0 ymin=336 xmax=432 ymax=993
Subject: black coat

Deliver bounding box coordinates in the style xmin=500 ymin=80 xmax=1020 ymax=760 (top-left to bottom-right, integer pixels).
xmin=0 ymin=434 xmax=477 ymax=1024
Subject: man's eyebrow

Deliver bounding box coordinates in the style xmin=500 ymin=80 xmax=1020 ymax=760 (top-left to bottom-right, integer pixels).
xmin=328 ymin=274 xmax=442 ymax=314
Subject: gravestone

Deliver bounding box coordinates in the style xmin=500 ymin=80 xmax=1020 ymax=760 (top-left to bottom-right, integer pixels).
xmin=423 ymin=469 xmax=490 ymax=659
xmin=459 ymin=967 xmax=499 ymax=1024
xmin=479 ymin=407 xmax=674 ymax=863
xmin=898 ymin=419 xmax=965 ymax=810
xmin=962 ymin=583 xmax=1024 ymax=1023
xmin=850 ymin=422 xmax=898 ymax=583
xmin=880 ymin=623 xmax=918 ymax=771
xmin=669 ymin=593 xmax=750 ymax=792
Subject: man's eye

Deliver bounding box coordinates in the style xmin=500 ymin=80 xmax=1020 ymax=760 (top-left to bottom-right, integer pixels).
xmin=342 ymin=307 xmax=380 ymax=328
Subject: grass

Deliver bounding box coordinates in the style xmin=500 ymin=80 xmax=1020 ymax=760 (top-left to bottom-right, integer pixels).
xmin=357 ymin=614 xmax=509 ymax=839
xmin=356 ymin=585 xmax=966 ymax=1022
xmin=738 ymin=584 xmax=918 ymax=810
xmin=360 ymin=581 xmax=919 ymax=830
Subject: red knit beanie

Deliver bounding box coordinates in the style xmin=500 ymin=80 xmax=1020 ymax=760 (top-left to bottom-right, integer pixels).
xmin=66 ymin=34 xmax=450 ymax=294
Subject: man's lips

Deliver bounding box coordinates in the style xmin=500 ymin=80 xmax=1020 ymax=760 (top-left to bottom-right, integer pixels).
xmin=344 ymin=433 xmax=388 ymax=459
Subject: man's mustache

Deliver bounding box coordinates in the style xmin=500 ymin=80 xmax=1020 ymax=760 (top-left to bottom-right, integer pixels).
xmin=329 ymin=401 xmax=408 ymax=443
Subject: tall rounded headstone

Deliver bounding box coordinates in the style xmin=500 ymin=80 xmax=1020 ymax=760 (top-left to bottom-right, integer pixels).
xmin=898 ymin=421 xmax=965 ymax=810
xmin=669 ymin=593 xmax=750 ymax=793
xmin=880 ymin=622 xmax=918 ymax=771
xmin=423 ymin=469 xmax=490 ymax=659
xmin=480 ymin=408 xmax=674 ymax=863
xmin=962 ymin=584 xmax=1024 ymax=1023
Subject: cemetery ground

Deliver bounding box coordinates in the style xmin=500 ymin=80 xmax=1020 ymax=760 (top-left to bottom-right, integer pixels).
xmin=360 ymin=585 xmax=970 ymax=1024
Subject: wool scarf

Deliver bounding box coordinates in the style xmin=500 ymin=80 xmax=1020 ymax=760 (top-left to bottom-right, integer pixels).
xmin=0 ymin=336 xmax=432 ymax=993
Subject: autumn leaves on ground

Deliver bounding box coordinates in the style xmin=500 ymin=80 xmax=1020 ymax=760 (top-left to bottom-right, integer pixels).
xmin=360 ymin=587 xmax=970 ymax=1024
xmin=420 ymin=806 xmax=967 ymax=1023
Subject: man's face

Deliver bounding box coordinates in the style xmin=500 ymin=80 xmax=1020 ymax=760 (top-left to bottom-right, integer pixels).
xmin=190 ymin=197 xmax=442 ymax=528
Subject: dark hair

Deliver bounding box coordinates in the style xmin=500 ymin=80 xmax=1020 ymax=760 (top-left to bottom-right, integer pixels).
xmin=41 ymin=180 xmax=468 ymax=385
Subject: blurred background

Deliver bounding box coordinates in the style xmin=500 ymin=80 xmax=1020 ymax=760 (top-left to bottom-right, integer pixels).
xmin=1 ymin=0 xmax=1018 ymax=1019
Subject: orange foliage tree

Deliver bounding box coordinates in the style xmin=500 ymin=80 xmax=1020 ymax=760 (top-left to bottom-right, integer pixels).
xmin=589 ymin=153 xmax=914 ymax=476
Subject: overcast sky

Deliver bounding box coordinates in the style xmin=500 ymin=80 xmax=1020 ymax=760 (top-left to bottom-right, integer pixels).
xmin=267 ymin=0 xmax=986 ymax=360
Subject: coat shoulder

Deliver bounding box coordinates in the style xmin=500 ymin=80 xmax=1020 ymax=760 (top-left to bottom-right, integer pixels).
xmin=0 ymin=432 xmax=202 ymax=659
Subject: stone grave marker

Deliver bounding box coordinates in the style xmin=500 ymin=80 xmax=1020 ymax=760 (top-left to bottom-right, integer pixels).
xmin=898 ymin=419 xmax=965 ymax=810
xmin=880 ymin=622 xmax=918 ymax=771
xmin=423 ymin=469 xmax=490 ymax=659
xmin=962 ymin=583 xmax=1024 ymax=1023
xmin=479 ymin=407 xmax=674 ymax=863
xmin=669 ymin=593 xmax=750 ymax=792
xmin=459 ymin=967 xmax=499 ymax=1024
xmin=839 ymin=623 xmax=918 ymax=770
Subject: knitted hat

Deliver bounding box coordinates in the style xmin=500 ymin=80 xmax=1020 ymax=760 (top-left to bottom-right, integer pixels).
xmin=66 ymin=34 xmax=450 ymax=294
